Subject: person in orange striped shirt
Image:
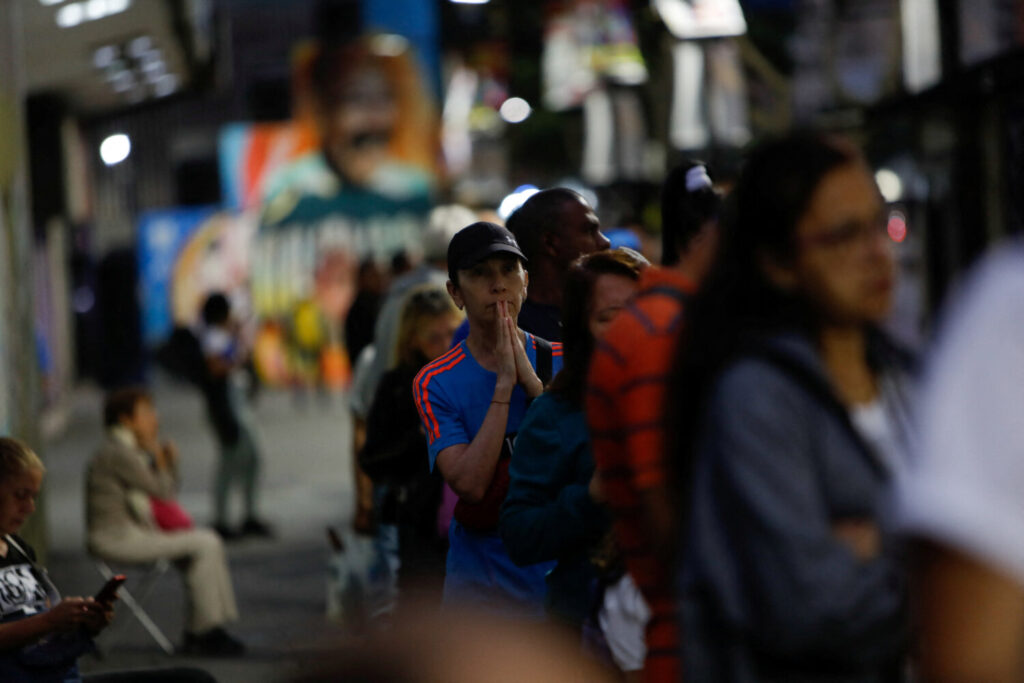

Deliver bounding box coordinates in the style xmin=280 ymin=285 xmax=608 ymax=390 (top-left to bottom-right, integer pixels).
xmin=586 ymin=162 xmax=721 ymax=681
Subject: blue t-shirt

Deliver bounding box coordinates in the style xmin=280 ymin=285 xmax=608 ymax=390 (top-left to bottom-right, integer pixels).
xmin=449 ymin=299 xmax=563 ymax=347
xmin=412 ymin=332 xmax=563 ymax=615
xmin=451 ymin=318 xmax=470 ymax=349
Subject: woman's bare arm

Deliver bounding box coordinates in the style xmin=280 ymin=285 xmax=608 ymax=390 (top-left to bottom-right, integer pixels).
xmin=914 ymin=541 xmax=1024 ymax=682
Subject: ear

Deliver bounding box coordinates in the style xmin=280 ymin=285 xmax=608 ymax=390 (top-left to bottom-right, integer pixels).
xmin=689 ymin=222 xmax=715 ymax=249
xmin=446 ymin=280 xmax=464 ymax=310
xmin=541 ymin=230 xmax=560 ymax=258
xmin=758 ymin=249 xmax=798 ymax=291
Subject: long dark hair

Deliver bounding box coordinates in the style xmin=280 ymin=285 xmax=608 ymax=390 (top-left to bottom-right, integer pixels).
xmin=665 ymin=132 xmax=861 ymax=505
xmin=548 ymin=248 xmax=647 ymax=406
xmin=661 ymin=160 xmax=722 ymax=266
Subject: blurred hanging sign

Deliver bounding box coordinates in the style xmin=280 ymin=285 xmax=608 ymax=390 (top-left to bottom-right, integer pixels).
xmin=959 ymin=0 xmax=1024 ymax=67
xmin=833 ymin=6 xmax=900 ymax=104
xmin=543 ymin=0 xmax=648 ymax=112
xmin=652 ymin=0 xmax=746 ymax=40
xmin=901 ymin=0 xmax=941 ymax=93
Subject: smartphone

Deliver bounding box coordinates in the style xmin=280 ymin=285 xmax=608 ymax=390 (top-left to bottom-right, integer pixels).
xmin=94 ymin=574 xmax=126 ymax=604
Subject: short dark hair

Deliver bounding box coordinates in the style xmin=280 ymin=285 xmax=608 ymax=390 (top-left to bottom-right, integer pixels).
xmin=201 ymin=293 xmax=231 ymax=325
xmin=661 ymin=161 xmax=722 ymax=266
xmin=104 ymin=387 xmax=152 ymax=428
xmin=505 ymin=188 xmax=587 ymax=264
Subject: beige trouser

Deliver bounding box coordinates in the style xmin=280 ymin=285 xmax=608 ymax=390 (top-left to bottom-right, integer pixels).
xmin=89 ymin=526 xmax=239 ymax=634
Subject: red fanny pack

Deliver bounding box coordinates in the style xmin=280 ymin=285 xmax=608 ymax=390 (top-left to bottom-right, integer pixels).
xmin=452 ymin=337 xmax=553 ymax=533
xmin=452 ymin=439 xmax=512 ymax=532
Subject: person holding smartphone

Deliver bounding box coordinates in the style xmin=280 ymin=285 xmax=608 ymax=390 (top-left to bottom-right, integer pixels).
xmin=0 ymin=437 xmax=215 ymax=682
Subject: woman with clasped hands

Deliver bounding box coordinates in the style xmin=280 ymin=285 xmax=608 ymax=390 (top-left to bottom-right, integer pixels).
xmin=413 ymin=222 xmax=562 ymax=616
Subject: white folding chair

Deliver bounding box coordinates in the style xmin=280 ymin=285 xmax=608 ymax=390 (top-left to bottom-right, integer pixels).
xmin=93 ymin=558 xmax=176 ymax=654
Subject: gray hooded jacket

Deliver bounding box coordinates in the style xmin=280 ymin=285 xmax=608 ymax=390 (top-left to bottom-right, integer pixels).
xmin=680 ymin=331 xmax=912 ymax=683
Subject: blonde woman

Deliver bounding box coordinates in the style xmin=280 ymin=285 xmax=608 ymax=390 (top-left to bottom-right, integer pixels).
xmin=359 ymin=286 xmax=463 ymax=602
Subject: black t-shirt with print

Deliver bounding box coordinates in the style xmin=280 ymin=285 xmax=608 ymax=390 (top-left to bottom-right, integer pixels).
xmin=0 ymin=535 xmax=48 ymax=623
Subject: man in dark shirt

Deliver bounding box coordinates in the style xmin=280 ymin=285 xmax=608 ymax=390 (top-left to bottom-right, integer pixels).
xmin=504 ymin=188 xmax=610 ymax=341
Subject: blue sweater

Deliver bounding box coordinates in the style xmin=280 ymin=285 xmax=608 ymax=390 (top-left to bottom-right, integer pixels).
xmin=500 ymin=392 xmax=610 ymax=625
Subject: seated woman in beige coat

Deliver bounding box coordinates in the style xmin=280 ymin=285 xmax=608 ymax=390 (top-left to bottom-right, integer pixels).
xmin=86 ymin=387 xmax=245 ymax=656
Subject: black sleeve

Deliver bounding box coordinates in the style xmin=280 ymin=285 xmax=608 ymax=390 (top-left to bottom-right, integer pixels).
xmin=358 ymin=368 xmax=428 ymax=484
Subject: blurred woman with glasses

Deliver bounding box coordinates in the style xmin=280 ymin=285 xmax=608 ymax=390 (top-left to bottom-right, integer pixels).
xmin=669 ymin=132 xmax=914 ymax=682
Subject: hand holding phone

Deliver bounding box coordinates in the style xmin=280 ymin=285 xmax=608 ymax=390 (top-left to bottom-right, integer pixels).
xmin=94 ymin=575 xmax=126 ymax=604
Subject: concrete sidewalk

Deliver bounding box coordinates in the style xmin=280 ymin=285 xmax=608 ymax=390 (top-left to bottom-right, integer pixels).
xmin=40 ymin=379 xmax=358 ymax=682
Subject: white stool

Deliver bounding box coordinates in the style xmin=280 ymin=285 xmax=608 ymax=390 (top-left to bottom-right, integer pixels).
xmin=93 ymin=558 xmax=176 ymax=654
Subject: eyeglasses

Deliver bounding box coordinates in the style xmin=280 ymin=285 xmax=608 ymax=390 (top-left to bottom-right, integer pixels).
xmin=798 ymin=214 xmax=890 ymax=252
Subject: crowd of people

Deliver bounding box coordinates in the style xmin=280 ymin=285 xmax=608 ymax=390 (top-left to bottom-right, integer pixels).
xmin=2 ymin=129 xmax=1022 ymax=682
xmin=356 ymin=130 xmax=1024 ymax=682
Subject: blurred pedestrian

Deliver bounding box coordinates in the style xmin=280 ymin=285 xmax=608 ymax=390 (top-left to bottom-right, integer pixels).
xmin=671 ymin=133 xmax=912 ymax=681
xmin=86 ymin=388 xmax=244 ymax=657
xmin=585 ymin=160 xmax=721 ymax=682
xmin=897 ymin=241 xmax=1024 ymax=682
xmin=501 ymin=248 xmax=646 ymax=633
xmin=359 ymin=286 xmax=463 ymax=606
xmin=199 ymin=293 xmax=272 ymax=539
xmin=346 ymin=205 xmax=475 ymax=601
xmin=344 ymin=260 xmax=387 ymax=365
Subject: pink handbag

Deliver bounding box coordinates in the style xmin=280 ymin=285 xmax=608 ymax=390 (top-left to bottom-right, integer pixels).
xmin=150 ymin=498 xmax=194 ymax=531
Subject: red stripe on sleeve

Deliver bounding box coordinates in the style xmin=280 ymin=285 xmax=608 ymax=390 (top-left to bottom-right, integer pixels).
xmin=413 ymin=346 xmax=462 ymax=413
xmin=417 ymin=351 xmax=465 ymax=441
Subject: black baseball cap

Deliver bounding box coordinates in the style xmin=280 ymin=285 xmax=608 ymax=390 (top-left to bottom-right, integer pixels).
xmin=447 ymin=222 xmax=527 ymax=279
